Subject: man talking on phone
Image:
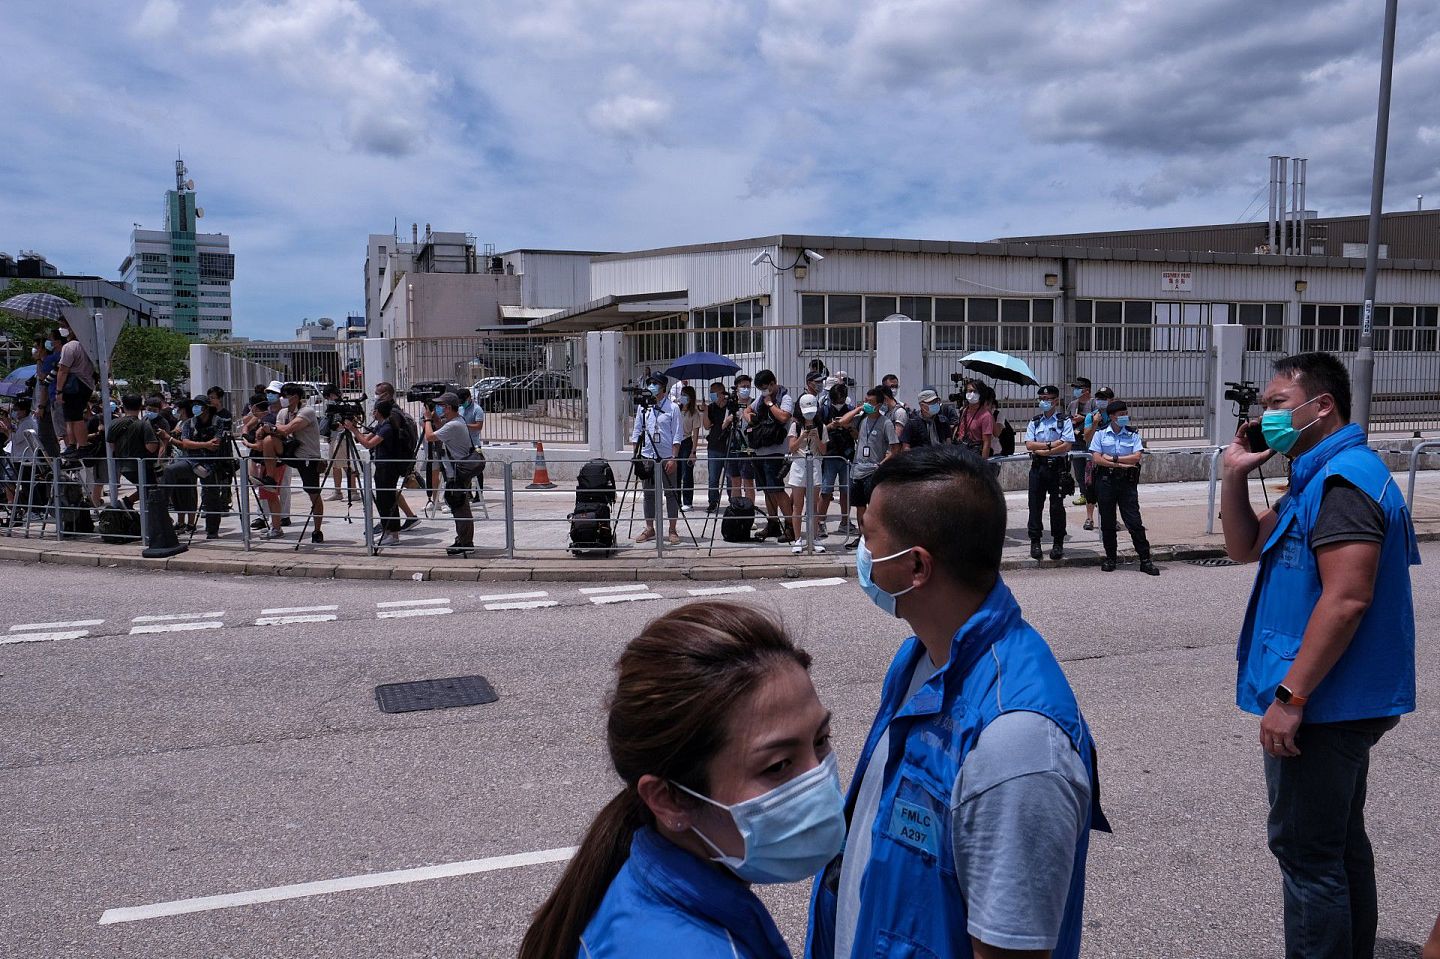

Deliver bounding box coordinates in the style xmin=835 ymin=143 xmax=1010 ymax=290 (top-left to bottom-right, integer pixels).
xmin=1221 ymin=351 xmax=1418 ymax=959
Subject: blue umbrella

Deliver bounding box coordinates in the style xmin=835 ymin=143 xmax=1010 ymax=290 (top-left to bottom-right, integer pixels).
xmin=959 ymin=350 xmax=1038 ymax=387
xmin=663 ymin=350 xmax=741 ymax=381
xmin=0 ymin=363 xmax=36 ymax=398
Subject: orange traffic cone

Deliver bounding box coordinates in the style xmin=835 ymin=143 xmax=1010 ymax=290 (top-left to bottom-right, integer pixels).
xmin=526 ymin=440 xmax=557 ymax=489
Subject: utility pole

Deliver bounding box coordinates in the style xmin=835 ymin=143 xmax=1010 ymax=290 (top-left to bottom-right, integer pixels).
xmin=1353 ymin=0 xmax=1398 ymax=431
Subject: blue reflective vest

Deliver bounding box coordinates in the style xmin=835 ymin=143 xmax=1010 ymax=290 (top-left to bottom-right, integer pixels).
xmin=1235 ymin=423 xmax=1419 ymax=722
xmin=806 ymin=579 xmax=1107 ymax=959
xmin=579 ymin=826 xmax=792 ymax=959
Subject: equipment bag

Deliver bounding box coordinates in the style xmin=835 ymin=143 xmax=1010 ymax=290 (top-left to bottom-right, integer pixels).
xmin=569 ymin=504 xmax=615 ymax=552
xmin=576 ymin=458 xmax=617 ymax=507
xmin=997 ymin=419 xmax=1016 ymax=457
xmin=98 ymin=502 xmax=142 ymax=544
xmin=721 ymin=497 xmax=758 ymax=543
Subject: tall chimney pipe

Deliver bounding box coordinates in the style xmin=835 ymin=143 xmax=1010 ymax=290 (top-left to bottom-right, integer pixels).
xmin=1278 ymin=157 xmax=1289 ymax=254
xmin=1268 ymin=156 xmax=1280 ymax=253
xmin=1298 ymin=158 xmax=1308 ymax=253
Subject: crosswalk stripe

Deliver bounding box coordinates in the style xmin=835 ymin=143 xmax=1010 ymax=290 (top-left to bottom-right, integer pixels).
xmin=1 ymin=630 xmax=90 ymax=644
xmin=132 ymin=612 xmax=224 ymax=623
xmin=376 ymin=598 xmax=450 ymax=609
xmin=255 ymin=614 xmax=338 ymax=626
xmin=9 ymin=619 xmax=104 ymax=632
xmin=686 ymin=586 xmax=756 ymax=597
xmin=130 ymin=621 xmax=225 ymax=635
xmin=579 ymin=584 xmax=648 ymax=595
xmin=474 ymin=591 xmax=549 ymax=602
xmin=260 ymin=605 xmax=339 ymax=615
xmin=485 ymin=601 xmax=558 ymax=611
xmin=779 ymin=577 xmax=847 ymax=590
xmin=589 ymin=593 xmax=663 ymax=605
xmin=377 ymin=607 xmax=453 ymax=619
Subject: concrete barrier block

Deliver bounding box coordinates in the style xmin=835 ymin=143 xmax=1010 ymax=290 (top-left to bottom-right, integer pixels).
xmin=334 ymin=565 xmax=392 ymax=580
xmin=40 ymin=551 xmax=99 ymax=567
xmin=0 ymin=545 xmax=41 ymax=562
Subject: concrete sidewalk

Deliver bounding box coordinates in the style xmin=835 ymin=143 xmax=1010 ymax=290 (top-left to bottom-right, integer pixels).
xmin=5 ymin=470 xmax=1436 ymax=582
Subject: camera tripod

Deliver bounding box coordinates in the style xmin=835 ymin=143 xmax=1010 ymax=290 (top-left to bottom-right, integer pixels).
xmin=614 ymin=407 xmax=698 ymax=550
xmin=322 ymin=423 xmax=364 ymax=518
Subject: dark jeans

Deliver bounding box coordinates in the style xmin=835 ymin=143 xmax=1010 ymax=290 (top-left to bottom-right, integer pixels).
xmin=443 ymin=475 xmax=474 ymax=545
xmin=1027 ymin=461 xmax=1067 ymax=543
xmin=706 ymin=444 xmax=727 ymax=508
xmin=676 ymin=438 xmax=695 ymax=506
xmin=375 ymin=464 xmax=403 ymax=533
xmin=1264 ymin=718 xmax=1399 ymax=959
xmin=1095 ymin=469 xmax=1150 ymax=561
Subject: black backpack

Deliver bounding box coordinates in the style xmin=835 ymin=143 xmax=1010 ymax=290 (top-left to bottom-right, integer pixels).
xmin=721 ymin=497 xmax=758 ymax=543
xmin=998 ymin=419 xmax=1016 ymax=457
xmin=576 ymin=458 xmax=616 ymax=508
xmin=98 ymin=502 xmax=142 ymax=544
xmin=569 ymin=503 xmax=615 ymax=553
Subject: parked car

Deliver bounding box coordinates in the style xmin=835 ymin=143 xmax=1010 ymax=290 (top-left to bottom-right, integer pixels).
xmin=484 ymin=370 xmax=577 ymax=413
xmin=469 ymin=376 xmax=508 ymax=405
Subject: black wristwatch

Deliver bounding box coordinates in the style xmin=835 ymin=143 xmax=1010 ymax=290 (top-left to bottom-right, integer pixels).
xmin=1275 ymin=684 xmax=1309 ymax=706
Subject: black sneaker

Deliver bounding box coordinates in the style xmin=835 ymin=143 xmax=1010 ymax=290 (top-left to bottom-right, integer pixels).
xmin=706 ymin=504 xmax=720 ymax=514
xmin=1030 ymin=542 xmax=1043 ymax=560
xmin=844 ymin=536 xmax=861 ymax=550
xmin=1051 ymin=541 xmax=1065 ymax=560
xmin=400 ymin=517 xmax=420 ymax=532
xmin=1139 ymin=560 xmax=1160 ymax=576
xmin=372 ymin=522 xmax=384 ymax=535
xmin=281 ymin=519 xmax=292 ymax=527
xmin=310 ymin=531 xmax=324 ymax=544
xmin=1101 ymin=558 xmax=1117 ymax=572
xmin=446 ymin=542 xmax=474 ymax=556
xmin=250 ymin=518 xmax=267 ymax=530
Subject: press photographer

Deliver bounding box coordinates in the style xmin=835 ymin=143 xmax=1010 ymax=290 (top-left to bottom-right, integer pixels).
xmin=422 ymin=392 xmax=483 ymax=556
xmin=346 ymin=398 xmax=415 ymax=548
xmin=629 ymin=373 xmax=682 ymax=545
xmin=160 ymin=395 xmax=233 ymax=539
xmin=320 ymin=385 xmax=363 ymax=502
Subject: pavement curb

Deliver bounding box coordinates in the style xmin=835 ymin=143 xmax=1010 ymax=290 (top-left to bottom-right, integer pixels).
xmin=7 ymin=533 xmax=1435 ymax=583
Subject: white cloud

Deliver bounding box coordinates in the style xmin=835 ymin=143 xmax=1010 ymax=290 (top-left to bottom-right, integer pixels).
xmin=131 ymin=0 xmax=180 ymax=39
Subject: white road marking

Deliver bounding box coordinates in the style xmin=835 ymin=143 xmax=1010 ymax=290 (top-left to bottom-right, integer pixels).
xmin=1 ymin=630 xmax=90 ymax=644
xmin=779 ymin=577 xmax=847 ymax=590
xmin=377 ymin=607 xmax=453 ymax=620
xmin=375 ymin=598 xmax=450 ymax=609
xmin=579 ymin=584 xmax=648 ymax=595
xmin=255 ymin=614 xmax=338 ymax=626
xmin=260 ymin=605 xmax=339 ymax=616
xmin=474 ymin=591 xmax=549 ymax=602
xmin=686 ymin=586 xmax=756 ymax=596
xmin=97 ymin=845 xmax=579 ymax=925
xmin=9 ymin=619 xmax=104 ymax=632
xmin=589 ymin=593 xmax=663 ymax=605
xmin=132 ymin=612 xmax=224 ymax=623
xmin=129 ymin=621 xmax=225 ymax=635
xmin=485 ymin=601 xmax=558 ymax=611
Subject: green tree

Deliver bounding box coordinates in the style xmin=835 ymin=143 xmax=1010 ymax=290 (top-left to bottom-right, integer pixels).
xmin=109 ymin=325 xmax=192 ymax=392
xmin=0 ymin=279 xmax=81 ymax=372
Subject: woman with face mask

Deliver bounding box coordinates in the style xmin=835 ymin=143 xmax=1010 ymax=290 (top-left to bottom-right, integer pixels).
xmin=520 ymin=602 xmax=842 ymax=959
xmin=955 ymin=381 xmax=995 ymax=459
xmin=677 ymin=385 xmax=703 ymax=512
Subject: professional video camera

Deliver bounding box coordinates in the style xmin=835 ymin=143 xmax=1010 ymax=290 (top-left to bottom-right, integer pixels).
xmin=948 ymin=371 xmax=969 ymax=404
xmin=621 ymin=384 xmax=656 ymax=407
xmin=325 ymin=399 xmax=366 ymax=421
xmin=1224 ymin=380 xmax=1260 ymax=410
xmin=405 ymin=381 xmax=463 ymax=404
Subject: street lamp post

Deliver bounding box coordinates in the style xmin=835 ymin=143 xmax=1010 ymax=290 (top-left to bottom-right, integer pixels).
xmin=1353 ymin=0 xmax=1399 ymax=431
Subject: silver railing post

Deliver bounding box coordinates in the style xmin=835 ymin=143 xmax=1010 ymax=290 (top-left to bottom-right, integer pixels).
xmin=361 ymin=454 xmax=377 ymax=555
xmin=237 ymin=458 xmax=253 ymax=551
xmin=1205 ymin=446 xmax=1225 ymax=535
xmin=51 ymin=456 xmax=63 ymax=541
xmin=503 ymin=460 xmax=516 ymax=558
xmin=136 ymin=461 xmax=151 ymax=546
xmin=1407 ymin=440 xmax=1440 ymax=509
xmin=655 ymin=460 xmax=665 ymax=558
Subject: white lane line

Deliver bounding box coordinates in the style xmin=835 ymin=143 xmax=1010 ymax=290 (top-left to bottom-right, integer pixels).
xmin=129 ymin=622 xmax=225 ymax=635
xmin=259 ymin=605 xmax=339 ymax=616
xmin=686 ymin=586 xmax=756 ymax=597
xmin=132 ymin=612 xmax=224 ymax=623
xmin=779 ymin=577 xmax=847 ymax=590
xmin=255 ymin=614 xmax=338 ymax=627
xmin=1 ymin=630 xmax=90 ymax=645
xmin=97 ymin=845 xmax=578 ymax=925
xmin=485 ymin=601 xmax=558 ymax=611
xmin=579 ymin=584 xmax=648 ymax=595
xmin=589 ymin=593 xmax=663 ymax=605
xmin=9 ymin=619 xmax=104 ymax=632
xmin=375 ymin=598 xmax=450 ymax=609
xmin=377 ymin=607 xmax=453 ymax=620
xmin=474 ymin=591 xmax=549 ymax=602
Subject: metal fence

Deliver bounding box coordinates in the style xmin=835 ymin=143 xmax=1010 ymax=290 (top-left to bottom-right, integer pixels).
xmin=1242 ymin=326 xmax=1440 ymax=432
xmin=389 ymin=334 xmax=587 ymax=445
xmin=213 ymin=340 xmax=366 ymax=393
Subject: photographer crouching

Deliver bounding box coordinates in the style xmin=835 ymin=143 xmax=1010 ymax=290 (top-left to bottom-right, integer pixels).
xmin=344 ymin=398 xmax=415 ymax=548
xmin=160 ymin=394 xmax=233 ymax=539
xmin=422 ymin=392 xmax=484 ymax=556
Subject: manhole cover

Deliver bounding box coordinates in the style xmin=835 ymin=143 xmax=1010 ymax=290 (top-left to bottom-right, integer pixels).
xmin=1187 ymin=557 xmax=1240 ymax=568
xmin=375 ymin=676 xmax=498 ymax=714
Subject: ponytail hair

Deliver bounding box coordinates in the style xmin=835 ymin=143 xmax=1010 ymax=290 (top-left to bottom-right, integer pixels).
xmin=519 ymin=601 xmax=810 ymax=959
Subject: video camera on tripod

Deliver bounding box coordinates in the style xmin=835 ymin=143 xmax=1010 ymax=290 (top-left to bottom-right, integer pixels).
xmin=405 ymin=381 xmax=462 ymax=405
xmin=325 ymin=398 xmax=367 ymax=421
xmin=948 ymin=371 xmax=969 ymax=404
xmin=622 ymin=384 xmax=657 ymax=407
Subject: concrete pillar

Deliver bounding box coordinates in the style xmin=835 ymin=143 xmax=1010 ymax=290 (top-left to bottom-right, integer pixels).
xmin=1210 ymin=323 xmax=1246 ymax=445
xmin=363 ymin=337 xmax=395 ymax=392
xmin=587 ymin=330 xmax=627 ymax=454
xmin=188 ymin=344 xmax=212 ymax=397
xmin=875 ymin=317 xmax=925 ymax=400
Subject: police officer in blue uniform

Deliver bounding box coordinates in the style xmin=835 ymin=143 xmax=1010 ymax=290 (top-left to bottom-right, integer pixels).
xmin=1023 ymin=385 xmax=1074 ymax=559
xmin=1221 ymin=352 xmax=1419 ymax=959
xmin=1087 ymin=399 xmax=1158 ymax=575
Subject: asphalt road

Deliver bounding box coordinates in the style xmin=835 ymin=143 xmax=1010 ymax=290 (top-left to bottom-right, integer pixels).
xmin=2 ymin=551 xmax=1437 ymax=959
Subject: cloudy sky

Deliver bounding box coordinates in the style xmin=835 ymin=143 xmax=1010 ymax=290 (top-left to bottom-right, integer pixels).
xmin=3 ymin=0 xmax=1438 ymax=339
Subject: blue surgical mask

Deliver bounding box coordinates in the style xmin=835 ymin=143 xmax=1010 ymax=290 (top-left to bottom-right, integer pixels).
xmin=926 ymin=402 xmax=941 ymax=415
xmin=675 ymin=752 xmax=846 ymax=884
xmin=266 ymin=391 xmax=279 ymax=403
xmin=1115 ymin=415 xmax=1130 ymax=428
xmin=1039 ymin=399 xmax=1054 ymax=413
xmin=44 ymin=339 xmax=53 ymax=351
xmin=738 ymin=386 xmax=752 ymax=399
xmin=1073 ymin=387 xmax=1084 ymax=398
xmin=433 ymin=404 xmax=445 ymax=417
xmin=648 ymin=384 xmax=661 ymax=397
xmin=1260 ymin=394 xmax=1326 ymax=455
xmin=143 ymin=410 xmax=158 ymax=421
xmin=856 ymin=537 xmax=916 ymax=618
xmin=192 ymin=404 xmax=205 ymax=417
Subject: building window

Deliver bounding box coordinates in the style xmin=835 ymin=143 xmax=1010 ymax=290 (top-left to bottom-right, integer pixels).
xmin=695 ymin=298 xmax=764 ymax=356
xmin=1236 ymin=303 xmax=1286 ymax=352
xmin=1301 ymin=303 xmax=1439 ymax=352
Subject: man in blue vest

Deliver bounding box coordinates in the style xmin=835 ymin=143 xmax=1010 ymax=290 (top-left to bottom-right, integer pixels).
xmin=807 ymin=444 xmax=1106 ymax=959
xmin=1221 ymin=351 xmax=1418 ymax=959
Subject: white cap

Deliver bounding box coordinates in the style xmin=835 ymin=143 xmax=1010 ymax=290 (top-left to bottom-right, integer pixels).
xmin=798 ymin=393 xmax=820 ymax=415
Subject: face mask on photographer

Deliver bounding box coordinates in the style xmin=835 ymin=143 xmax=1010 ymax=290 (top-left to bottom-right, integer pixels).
xmin=266 ymin=391 xmax=279 ymax=403
xmin=44 ymin=339 xmax=53 ymax=351
xmin=711 ymin=391 xmax=722 ymax=403
xmin=926 ymin=402 xmax=941 ymax=416
xmin=737 ymin=385 xmax=752 ymax=400
xmin=192 ymin=404 xmax=204 ymax=417
xmin=647 ymin=383 xmax=661 ymax=397
xmin=433 ymin=404 xmax=446 ymax=418
xmin=802 ymin=408 xmax=817 ymax=421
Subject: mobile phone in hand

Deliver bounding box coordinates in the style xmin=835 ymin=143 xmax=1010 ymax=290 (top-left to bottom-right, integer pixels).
xmin=1245 ymin=422 xmax=1269 ymax=452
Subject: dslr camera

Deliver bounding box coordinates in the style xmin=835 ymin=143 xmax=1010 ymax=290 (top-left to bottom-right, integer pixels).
xmin=1224 ymin=380 xmax=1260 ymax=410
